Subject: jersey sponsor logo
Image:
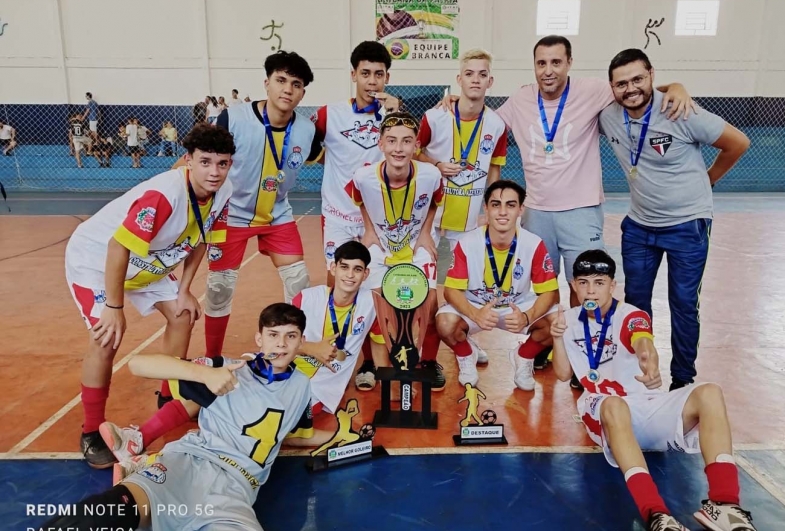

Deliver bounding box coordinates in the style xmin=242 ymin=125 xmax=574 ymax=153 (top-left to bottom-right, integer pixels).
xmin=480 ymin=134 xmax=494 ymax=155
xmin=444 ymin=186 xmax=484 ymax=197
xmin=153 ymin=236 xmax=196 ymax=268
xmin=137 ymin=463 xmax=167 ymax=484
xmin=93 ymin=289 xmax=106 ymax=304
xmin=263 ymin=176 xmax=279 ymax=192
xmin=414 ymin=194 xmax=429 ymax=210
xmin=447 ymin=159 xmax=488 ymax=187
xmin=129 ymin=257 xmax=173 ymax=276
xmin=377 ymin=217 xmax=421 ymax=254
xmin=353 ymin=315 xmax=366 ymax=335
xmin=287 ymin=146 xmax=304 ymax=169
xmin=341 ymin=120 xmax=381 ymax=150
xmin=543 ymin=253 xmax=555 ymax=274
xmin=650 ymin=134 xmax=672 ymax=156
xmin=207 ymin=244 xmax=223 ymax=262
xmin=627 ymin=316 xmax=650 ymax=331
xmin=587 ymin=394 xmax=603 ymax=416
xmin=217 ymin=456 xmax=260 ymax=489
xmin=513 ymin=259 xmax=524 ymax=280
xmin=135 ymin=207 xmax=156 ymax=232
xmin=324 ymin=240 xmax=336 ymax=260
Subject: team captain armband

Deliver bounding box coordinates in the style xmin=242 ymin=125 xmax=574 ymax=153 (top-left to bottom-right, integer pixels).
xmin=530 ymin=241 xmax=558 ymax=294
xmin=286 ymin=403 xmax=314 ymax=439
xmin=113 ymin=190 xmax=173 ymax=257
xmin=168 ymin=356 xmax=241 ymax=408
xmin=443 ymin=243 xmax=469 ymax=290
xmin=620 ymin=310 xmax=654 ymax=353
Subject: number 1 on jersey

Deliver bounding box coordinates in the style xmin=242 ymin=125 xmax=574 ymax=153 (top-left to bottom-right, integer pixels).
xmin=242 ymin=409 xmax=284 ymax=467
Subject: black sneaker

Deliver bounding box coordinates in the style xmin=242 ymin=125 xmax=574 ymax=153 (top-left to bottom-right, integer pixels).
xmin=533 ymin=346 xmax=552 ymax=370
xmin=669 ymin=379 xmax=690 ymax=392
xmin=156 ymin=391 xmax=173 ymax=409
xmin=570 ymin=373 xmax=584 ymax=391
xmin=647 ymin=513 xmax=688 ymax=530
xmin=354 ymin=360 xmax=377 ymax=391
xmin=420 ymin=360 xmax=446 ymax=391
xmin=80 ymin=430 xmax=117 ymax=469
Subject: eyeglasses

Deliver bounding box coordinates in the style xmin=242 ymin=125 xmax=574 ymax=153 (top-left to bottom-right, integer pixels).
xmin=613 ymin=73 xmax=650 ymax=92
xmin=381 ymin=116 xmax=419 ymax=132
xmin=575 ymin=261 xmax=611 ymax=273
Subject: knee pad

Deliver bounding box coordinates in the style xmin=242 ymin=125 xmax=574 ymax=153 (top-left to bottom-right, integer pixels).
xmin=39 ymin=484 xmax=140 ymax=529
xmin=278 ymin=260 xmax=310 ymax=303
xmin=205 ymin=269 xmax=239 ymax=317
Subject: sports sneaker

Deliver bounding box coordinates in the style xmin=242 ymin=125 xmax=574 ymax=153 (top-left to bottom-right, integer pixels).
xmin=99 ymin=422 xmax=143 ymax=463
xmin=80 ymin=430 xmax=116 ymax=469
xmin=533 ymin=346 xmax=553 ymax=370
xmin=420 ymin=360 xmax=446 ymax=391
xmin=508 ymin=348 xmax=535 ymax=391
xmin=648 ymin=513 xmax=690 ymax=530
xmin=112 ymin=454 xmax=149 ymax=486
xmin=570 ymin=373 xmax=585 ymax=391
xmin=355 ymin=360 xmax=377 ymax=391
xmin=694 ymin=500 xmax=756 ymax=531
xmin=467 ymin=336 xmax=489 ymax=365
xmin=457 ymin=350 xmax=479 ymax=387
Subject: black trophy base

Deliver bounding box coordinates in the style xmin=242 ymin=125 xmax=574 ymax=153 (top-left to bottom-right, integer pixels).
xmin=373 ymin=367 xmax=439 ymax=430
xmin=452 ymin=433 xmax=508 ymax=446
xmin=306 ymin=444 xmax=388 ymax=473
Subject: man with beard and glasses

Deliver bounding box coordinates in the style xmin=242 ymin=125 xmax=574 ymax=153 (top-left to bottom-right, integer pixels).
xmin=599 ymin=49 xmax=749 ymax=391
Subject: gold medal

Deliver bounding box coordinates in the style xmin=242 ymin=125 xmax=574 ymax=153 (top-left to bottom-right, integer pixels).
xmin=629 ymin=167 xmax=638 ymax=179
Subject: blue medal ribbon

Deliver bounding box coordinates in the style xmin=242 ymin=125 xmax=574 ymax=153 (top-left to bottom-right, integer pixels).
xmin=353 ymin=98 xmax=382 ymax=121
xmin=382 ymin=162 xmax=413 ymax=227
xmin=484 ymin=227 xmax=517 ymax=297
xmin=623 ymin=100 xmax=653 ymax=171
xmin=454 ymin=101 xmax=485 ymax=165
xmin=186 ymin=176 xmax=208 ymax=244
xmin=249 ymin=353 xmax=294 ymax=384
xmin=328 ymin=289 xmax=357 ymax=350
xmin=538 ymin=78 xmax=570 ymax=151
xmin=580 ymin=299 xmax=618 ymax=373
xmin=262 ymin=103 xmax=294 ymax=179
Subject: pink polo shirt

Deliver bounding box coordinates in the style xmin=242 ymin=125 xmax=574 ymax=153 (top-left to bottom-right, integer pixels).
xmin=496 ymin=77 xmax=614 ymax=211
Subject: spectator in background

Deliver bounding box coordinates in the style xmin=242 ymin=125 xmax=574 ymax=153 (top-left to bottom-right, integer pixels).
xmin=137 ymin=120 xmax=150 ymax=155
xmin=206 ymin=96 xmax=221 ymax=124
xmin=157 ymin=121 xmax=178 ymax=156
xmin=81 ymin=92 xmax=100 ymax=151
xmin=228 ymin=89 xmax=243 ymax=107
xmin=0 ymin=119 xmax=17 ymax=156
xmin=193 ymin=99 xmax=207 ymax=125
xmin=69 ymin=114 xmax=91 ymax=169
xmin=218 ymin=96 xmax=228 ymax=112
xmin=243 ymin=96 xmax=251 ymax=102
xmin=125 ymin=117 xmax=141 ymax=168
xmin=115 ymin=124 xmax=129 ymax=155
xmin=93 ymin=127 xmax=113 ymax=168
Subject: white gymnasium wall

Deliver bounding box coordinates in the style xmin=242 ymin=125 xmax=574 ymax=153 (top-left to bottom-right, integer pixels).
xmin=0 ymin=0 xmax=782 ymax=104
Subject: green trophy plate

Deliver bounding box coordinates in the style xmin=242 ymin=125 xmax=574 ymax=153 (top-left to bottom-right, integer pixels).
xmin=381 ymin=263 xmax=429 ymax=311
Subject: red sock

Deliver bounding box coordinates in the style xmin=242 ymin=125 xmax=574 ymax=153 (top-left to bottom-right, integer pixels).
xmin=81 ymin=385 xmax=110 ymax=433
xmin=138 ymin=400 xmax=192 ymax=446
xmin=205 ymin=314 xmax=230 ymax=358
xmin=626 ymin=469 xmax=670 ymax=522
xmin=451 ymin=340 xmax=472 ymax=357
xmin=420 ymin=323 xmax=441 ymax=362
xmin=518 ymin=338 xmax=544 ymax=359
xmin=705 ymin=461 xmax=740 ymax=505
xmin=361 ymin=335 xmax=373 ymax=362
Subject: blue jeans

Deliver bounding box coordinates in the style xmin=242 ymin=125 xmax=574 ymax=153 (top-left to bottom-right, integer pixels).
xmin=620 ymin=216 xmax=712 ymax=383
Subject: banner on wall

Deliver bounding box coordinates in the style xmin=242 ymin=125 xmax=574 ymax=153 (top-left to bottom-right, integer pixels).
xmin=375 ymin=0 xmax=460 ymax=60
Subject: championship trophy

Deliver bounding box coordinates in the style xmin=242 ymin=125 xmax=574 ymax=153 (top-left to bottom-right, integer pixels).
xmin=372 ymin=263 xmax=438 ymax=429
xmin=453 ymin=383 xmax=507 ymax=445
xmin=306 ymin=398 xmax=388 ymax=472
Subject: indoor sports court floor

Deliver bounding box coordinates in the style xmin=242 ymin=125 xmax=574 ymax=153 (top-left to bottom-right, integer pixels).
xmin=2 ymin=193 xmax=785 ymax=530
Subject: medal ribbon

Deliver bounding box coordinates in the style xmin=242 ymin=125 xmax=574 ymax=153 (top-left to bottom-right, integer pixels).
xmin=353 ymin=98 xmax=382 ymax=121
xmin=262 ymin=103 xmax=294 ymax=173
xmin=484 ymin=227 xmax=517 ymax=295
xmin=328 ymin=289 xmax=358 ymax=350
xmin=454 ymin=101 xmax=485 ymax=163
xmin=382 ymin=162 xmax=413 ymax=227
xmin=186 ymin=174 xmax=208 ymax=244
xmin=538 ymin=78 xmax=571 ymax=145
xmin=623 ymin=100 xmax=653 ymax=170
xmin=580 ymin=299 xmax=618 ymax=371
xmin=249 ymin=354 xmax=293 ymax=384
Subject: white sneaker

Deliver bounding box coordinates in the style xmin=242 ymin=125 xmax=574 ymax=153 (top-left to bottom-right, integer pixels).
xmin=694 ymin=500 xmax=756 ymax=531
xmin=508 ymin=348 xmax=535 ymax=391
xmin=467 ymin=336 xmax=489 ymax=365
xmin=457 ymin=349 xmax=479 ymax=387
xmin=112 ymin=454 xmax=149 ymax=486
xmin=99 ymin=422 xmax=143 ymax=463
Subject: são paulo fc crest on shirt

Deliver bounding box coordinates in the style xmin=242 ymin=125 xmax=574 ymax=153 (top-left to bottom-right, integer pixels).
xmin=479 ymin=134 xmax=494 ymax=155
xmin=341 ymin=120 xmax=381 ymax=149
xmin=286 ymin=146 xmax=304 ymax=169
xmin=649 ymin=134 xmax=672 ymax=156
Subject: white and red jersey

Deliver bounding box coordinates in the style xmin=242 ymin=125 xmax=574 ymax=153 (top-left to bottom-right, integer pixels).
xmin=66 ymin=168 xmax=231 ymax=290
xmin=418 ymin=106 xmax=507 ymax=232
xmin=562 ymin=302 xmax=656 ymax=399
xmin=444 ymin=226 xmax=557 ymax=308
xmin=291 ymin=286 xmax=381 ymax=413
xmin=345 ymin=160 xmax=444 ymax=265
xmin=312 ymin=100 xmax=384 ymax=227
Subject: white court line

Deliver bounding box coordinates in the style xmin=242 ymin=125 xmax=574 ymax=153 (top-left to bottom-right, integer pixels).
xmin=5 ymin=210 xmax=314 ymax=455
xmin=735 ymin=452 xmax=785 ymax=506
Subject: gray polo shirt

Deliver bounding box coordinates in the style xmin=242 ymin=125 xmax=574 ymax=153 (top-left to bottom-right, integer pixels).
xmin=599 ymin=90 xmax=725 ymax=227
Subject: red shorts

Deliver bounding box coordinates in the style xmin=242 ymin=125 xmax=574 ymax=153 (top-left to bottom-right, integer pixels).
xmin=207 ymin=222 xmax=304 ymax=271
